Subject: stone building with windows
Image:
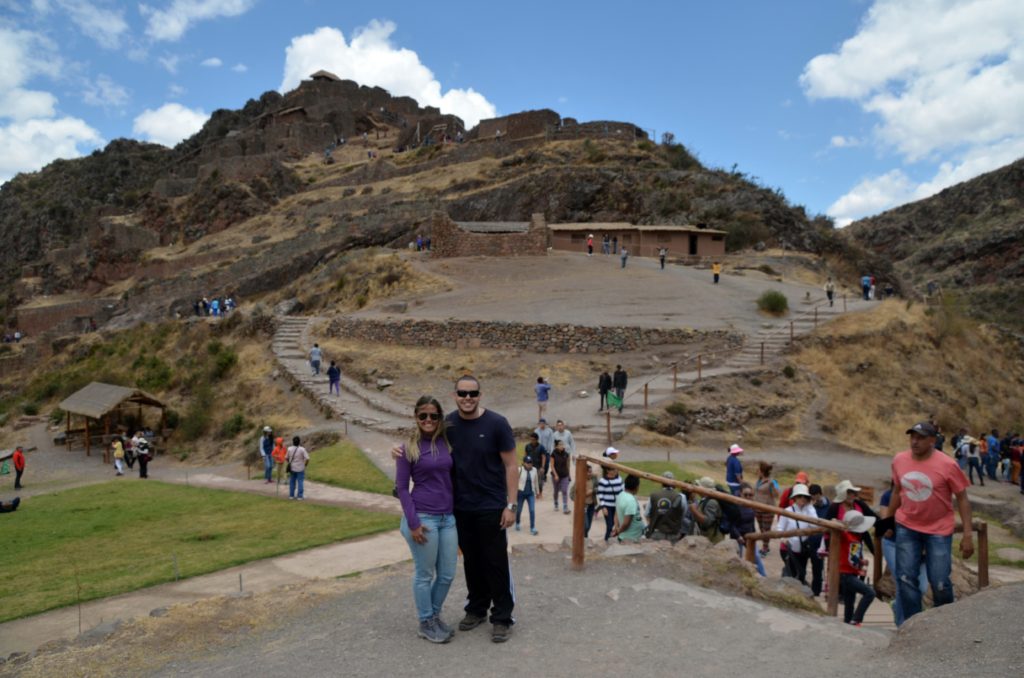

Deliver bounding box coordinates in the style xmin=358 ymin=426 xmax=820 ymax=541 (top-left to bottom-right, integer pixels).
xmin=548 ymin=222 xmax=727 ymax=259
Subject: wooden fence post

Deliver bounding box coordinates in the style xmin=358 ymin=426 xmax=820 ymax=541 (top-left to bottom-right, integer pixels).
xmin=744 ymin=539 xmax=757 ymax=565
xmin=977 ymin=522 xmax=989 ymax=588
xmin=826 ymin=528 xmax=841 ymax=616
xmin=605 ymin=410 xmax=612 ymax=444
xmin=571 ymin=456 xmax=588 ymax=570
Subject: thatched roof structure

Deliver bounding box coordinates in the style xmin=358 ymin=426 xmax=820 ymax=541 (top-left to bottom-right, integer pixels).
xmin=58 ymin=383 xmax=164 ymax=420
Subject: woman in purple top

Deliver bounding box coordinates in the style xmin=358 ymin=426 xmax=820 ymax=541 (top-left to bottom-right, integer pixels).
xmin=396 ymin=395 xmax=458 ymax=644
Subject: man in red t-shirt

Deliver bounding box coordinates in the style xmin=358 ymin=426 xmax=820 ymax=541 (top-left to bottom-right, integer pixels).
xmin=885 ymin=421 xmax=973 ymax=623
xmin=12 ymin=446 xmax=25 ymax=489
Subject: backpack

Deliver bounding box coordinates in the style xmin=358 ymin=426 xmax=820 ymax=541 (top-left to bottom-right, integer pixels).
xmin=715 ymin=484 xmax=741 ymax=538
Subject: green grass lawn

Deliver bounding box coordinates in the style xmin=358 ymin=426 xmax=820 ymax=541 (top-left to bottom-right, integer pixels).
xmin=305 ymin=441 xmax=394 ymax=494
xmin=0 ymin=481 xmax=398 ymax=623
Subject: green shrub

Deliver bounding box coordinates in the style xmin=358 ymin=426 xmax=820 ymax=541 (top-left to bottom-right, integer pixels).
xmin=782 ymin=365 xmax=796 ymax=379
xmin=135 ymin=356 xmax=173 ymax=390
xmin=165 ymin=409 xmax=180 ymax=429
xmin=22 ymin=402 xmax=39 ymax=416
xmin=583 ymin=139 xmax=606 ymax=163
xmin=210 ymin=348 xmax=238 ymax=380
xmin=49 ymin=408 xmax=65 ymax=425
xmin=355 ymin=294 xmax=368 ymax=309
xmin=179 ymin=386 xmax=213 ymax=441
xmin=636 ymin=139 xmax=656 ymax=152
xmin=665 ymin=401 xmax=688 ymax=417
xmin=750 ymin=377 xmax=762 ymax=387
xmin=757 ymin=290 xmax=789 ymax=315
xmin=218 ymin=412 xmax=249 ymax=439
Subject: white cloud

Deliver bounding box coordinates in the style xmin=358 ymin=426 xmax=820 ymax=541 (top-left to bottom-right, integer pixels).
xmin=141 ymin=0 xmax=256 ymax=42
xmin=803 ymin=0 xmax=1024 ymax=222
xmin=0 ymin=27 xmax=102 ymax=183
xmin=158 ymin=54 xmax=181 ymax=74
xmin=132 ymin=102 xmax=208 ymax=147
xmin=827 ymin=170 xmax=915 ymax=227
xmin=58 ymin=0 xmax=128 ymax=49
xmin=168 ymin=83 xmax=186 ymax=97
xmin=0 ymin=117 xmax=103 ymax=183
xmin=201 ymin=56 xmax=222 ymax=67
xmin=231 ymin=62 xmax=247 ymax=72
xmin=82 ymin=74 xmax=130 ymax=108
xmin=829 ymin=135 xmax=861 ymax=148
xmin=280 ymin=22 xmax=497 ymax=128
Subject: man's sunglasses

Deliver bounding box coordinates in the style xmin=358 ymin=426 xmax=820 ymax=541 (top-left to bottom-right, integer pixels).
xmin=455 ymin=390 xmax=480 ymax=398
xmin=417 ymin=412 xmax=441 ymax=421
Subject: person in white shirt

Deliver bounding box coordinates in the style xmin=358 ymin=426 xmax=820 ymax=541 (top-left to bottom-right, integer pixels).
xmin=775 ymin=483 xmax=818 ymax=585
xmin=515 ymin=456 xmax=539 ymax=535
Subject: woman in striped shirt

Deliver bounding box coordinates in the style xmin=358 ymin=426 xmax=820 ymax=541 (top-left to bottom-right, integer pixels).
xmin=596 ymin=466 xmax=624 ymax=541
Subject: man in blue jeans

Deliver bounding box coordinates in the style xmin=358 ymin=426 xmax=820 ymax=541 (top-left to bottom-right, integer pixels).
xmin=885 ymin=421 xmax=973 ymax=624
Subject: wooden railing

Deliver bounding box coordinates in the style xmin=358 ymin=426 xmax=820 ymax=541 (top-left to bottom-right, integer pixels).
xmin=570 ymin=454 xmax=989 ymax=617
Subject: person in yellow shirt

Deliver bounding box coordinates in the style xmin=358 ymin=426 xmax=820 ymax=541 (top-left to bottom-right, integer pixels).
xmin=712 ymin=261 xmax=722 ymax=284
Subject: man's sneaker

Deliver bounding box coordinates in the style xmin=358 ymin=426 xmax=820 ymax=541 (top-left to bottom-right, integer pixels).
xmin=418 ymin=619 xmax=450 ymax=644
xmin=458 ymin=612 xmax=486 ymax=631
xmin=491 ymin=623 xmax=511 ymax=643
xmin=514 ymin=524 xmax=521 ymax=531
xmin=433 ymin=615 xmax=454 ymax=638
xmin=530 ymin=529 xmax=538 ymax=536
xmin=563 ymin=508 xmax=570 ymax=515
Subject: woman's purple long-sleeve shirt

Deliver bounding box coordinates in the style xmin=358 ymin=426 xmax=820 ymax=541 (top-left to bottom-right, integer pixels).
xmin=395 ymin=438 xmax=454 ymax=530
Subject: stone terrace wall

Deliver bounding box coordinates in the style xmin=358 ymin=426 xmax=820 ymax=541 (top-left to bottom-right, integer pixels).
xmin=476 ymin=110 xmax=561 ymax=141
xmin=326 ymin=317 xmax=742 ymax=354
xmin=431 ymin=212 xmax=549 ymax=258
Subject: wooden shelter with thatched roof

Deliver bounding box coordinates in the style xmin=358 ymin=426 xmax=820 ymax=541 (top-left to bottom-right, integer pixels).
xmin=58 ymin=383 xmax=166 ymax=460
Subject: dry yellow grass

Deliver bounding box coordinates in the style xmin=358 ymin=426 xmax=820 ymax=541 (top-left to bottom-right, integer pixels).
xmin=796 ymin=301 xmax=1024 ymax=453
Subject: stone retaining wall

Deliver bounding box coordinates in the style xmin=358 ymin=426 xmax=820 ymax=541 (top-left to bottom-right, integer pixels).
xmin=431 ymin=212 xmax=549 ymax=258
xmin=326 ymin=317 xmax=742 ymax=354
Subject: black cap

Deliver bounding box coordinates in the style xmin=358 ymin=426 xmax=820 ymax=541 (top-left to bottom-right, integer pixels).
xmin=906 ymin=422 xmax=938 ymax=437
xmin=523 ymin=456 xmax=534 ymax=464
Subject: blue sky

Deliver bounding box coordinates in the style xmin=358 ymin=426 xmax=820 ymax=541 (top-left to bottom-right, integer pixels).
xmin=2 ymin=0 xmax=1022 ymax=226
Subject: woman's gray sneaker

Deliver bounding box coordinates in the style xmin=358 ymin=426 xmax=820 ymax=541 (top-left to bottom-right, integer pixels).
xmin=433 ymin=615 xmax=454 ymax=638
xmin=418 ymin=619 xmax=451 ymax=644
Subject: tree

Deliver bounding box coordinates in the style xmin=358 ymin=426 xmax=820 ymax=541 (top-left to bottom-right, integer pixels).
xmin=661 ymin=131 xmax=675 ymax=146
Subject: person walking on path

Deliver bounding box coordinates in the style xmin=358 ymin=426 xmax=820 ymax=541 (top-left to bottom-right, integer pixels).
xmin=395 ymin=395 xmax=458 ymax=644
xmin=534 ymin=419 xmax=554 ymax=493
xmin=861 ymin=275 xmax=872 ymax=301
xmin=523 ymin=433 xmax=548 ymax=499
xmin=824 ymin=277 xmax=836 ymax=307
xmin=309 ymin=343 xmax=323 ymax=376
xmin=286 ymin=436 xmax=310 ymax=500
xmin=620 ymin=247 xmax=629 ymax=269
xmin=985 ymin=429 xmax=1000 ymax=481
xmin=962 ymin=436 xmax=984 ymax=485
xmin=552 ymin=420 xmax=576 ymax=459
xmin=259 ymin=426 xmax=274 ymax=483
xmin=597 ymin=370 xmax=612 ymax=412
xmin=133 ymin=433 xmax=152 ymax=479
xmin=658 ymin=247 xmax=668 ymax=270
xmin=396 ymin=377 xmax=518 ymax=642
xmin=725 ymin=443 xmax=744 ymax=495
xmin=272 ymin=437 xmax=288 ymax=486
xmin=12 ymin=446 xmax=25 ymax=489
xmin=753 ymin=461 xmax=779 ymax=555
xmin=884 ymin=421 xmax=973 ymax=624
xmin=586 ymin=234 xmax=594 ymax=256
xmin=596 ymin=465 xmax=624 ymax=541
xmin=612 ymin=365 xmax=628 ymax=414
xmin=327 ymin=361 xmax=341 ymax=397
xmin=837 ymin=510 xmax=877 ymax=626
xmin=515 ymin=456 xmax=539 ymax=535
xmin=735 ymin=483 xmax=766 ymax=576
xmin=712 ymin=261 xmax=722 ymax=284
xmin=645 ymin=471 xmax=686 ymax=543
xmin=612 ymin=475 xmax=645 ymax=542
xmin=112 ymin=438 xmax=125 ymax=476
xmin=776 ymin=483 xmax=817 ymax=584
xmin=534 ymin=377 xmax=551 ymax=421
xmin=550 ymin=440 xmax=571 ymax=513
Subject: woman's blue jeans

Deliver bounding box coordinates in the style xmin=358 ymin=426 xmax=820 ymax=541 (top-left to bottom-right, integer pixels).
xmin=516 ymin=491 xmax=536 ymax=529
xmin=882 ymin=535 xmax=927 ymax=626
xmin=895 ymin=524 xmax=954 ymax=622
xmin=400 ymin=513 xmax=458 ymax=621
xmin=288 ymin=470 xmax=305 ymax=498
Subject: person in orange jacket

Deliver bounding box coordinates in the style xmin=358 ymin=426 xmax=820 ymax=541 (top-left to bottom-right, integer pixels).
xmin=271 ymin=437 xmax=288 ymax=486
xmin=12 ymin=446 xmax=25 ymax=489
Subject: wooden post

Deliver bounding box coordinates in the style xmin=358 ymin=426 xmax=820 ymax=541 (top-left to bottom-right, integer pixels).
xmin=744 ymin=538 xmax=757 ymax=565
xmin=84 ymin=418 xmax=91 ymax=457
xmin=605 ymin=410 xmax=612 ymax=444
xmin=760 ymin=342 xmax=765 ymax=365
xmin=571 ymin=456 xmax=588 ymax=570
xmin=872 ymin=539 xmax=883 ymax=592
xmin=643 ymin=383 xmax=648 ymax=412
xmin=66 ymin=411 xmax=71 ymax=451
xmin=672 ymin=364 xmax=678 ymax=390
xmin=697 ymin=354 xmax=702 ymax=382
xmin=826 ymin=528 xmax=841 ymax=616
xmin=977 ymin=522 xmax=989 ymax=588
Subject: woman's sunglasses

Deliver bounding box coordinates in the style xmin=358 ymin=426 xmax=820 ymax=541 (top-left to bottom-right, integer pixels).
xmin=417 ymin=412 xmax=441 ymax=421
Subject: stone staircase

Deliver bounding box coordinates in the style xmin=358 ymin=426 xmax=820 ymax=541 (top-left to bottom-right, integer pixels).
xmin=271 ymin=316 xmax=412 ymax=435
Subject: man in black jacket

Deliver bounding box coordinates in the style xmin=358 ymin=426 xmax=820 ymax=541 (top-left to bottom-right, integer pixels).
xmin=612 ymin=365 xmax=628 ymax=413
xmin=597 ymin=370 xmax=612 ymax=411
